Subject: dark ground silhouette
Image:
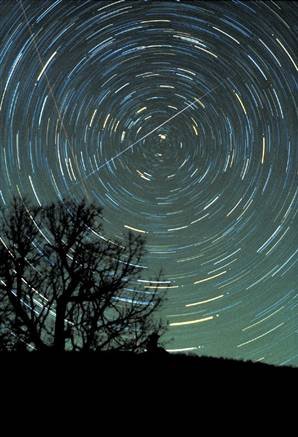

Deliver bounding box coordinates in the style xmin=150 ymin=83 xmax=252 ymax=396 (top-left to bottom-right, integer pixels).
xmin=1 ymin=349 xmax=295 ymax=371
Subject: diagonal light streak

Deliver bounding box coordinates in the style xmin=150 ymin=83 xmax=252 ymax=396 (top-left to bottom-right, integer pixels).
xmin=82 ymin=77 xmax=236 ymax=180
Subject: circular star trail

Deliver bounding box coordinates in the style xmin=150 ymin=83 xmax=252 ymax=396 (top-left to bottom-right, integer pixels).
xmin=0 ymin=0 xmax=297 ymax=365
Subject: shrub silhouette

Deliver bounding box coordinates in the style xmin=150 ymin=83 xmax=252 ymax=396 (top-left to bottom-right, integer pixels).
xmin=0 ymin=197 xmax=166 ymax=352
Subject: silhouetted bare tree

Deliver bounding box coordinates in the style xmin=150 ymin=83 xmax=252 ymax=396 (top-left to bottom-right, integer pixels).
xmin=0 ymin=197 xmax=166 ymax=352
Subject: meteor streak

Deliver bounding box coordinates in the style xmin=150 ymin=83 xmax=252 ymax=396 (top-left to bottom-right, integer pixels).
xmin=81 ymin=78 xmax=236 ymax=181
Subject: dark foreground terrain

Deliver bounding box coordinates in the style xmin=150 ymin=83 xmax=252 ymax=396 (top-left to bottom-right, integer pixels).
xmin=2 ymin=350 xmax=295 ymax=402
xmin=60 ymin=350 xmax=295 ymax=371
xmin=2 ymin=349 xmax=295 ymax=372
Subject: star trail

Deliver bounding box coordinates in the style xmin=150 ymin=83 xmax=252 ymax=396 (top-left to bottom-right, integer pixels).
xmin=0 ymin=0 xmax=297 ymax=365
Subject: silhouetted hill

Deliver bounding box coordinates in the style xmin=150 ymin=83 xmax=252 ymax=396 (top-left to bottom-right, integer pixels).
xmin=2 ymin=350 xmax=295 ymax=400
xmin=1 ymin=349 xmax=295 ymax=372
xmin=90 ymin=350 xmax=296 ymax=371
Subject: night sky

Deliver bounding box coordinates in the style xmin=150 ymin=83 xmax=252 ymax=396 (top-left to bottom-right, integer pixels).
xmin=0 ymin=0 xmax=297 ymax=365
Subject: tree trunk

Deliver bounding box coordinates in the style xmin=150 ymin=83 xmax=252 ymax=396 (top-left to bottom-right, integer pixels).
xmin=54 ymin=299 xmax=66 ymax=352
